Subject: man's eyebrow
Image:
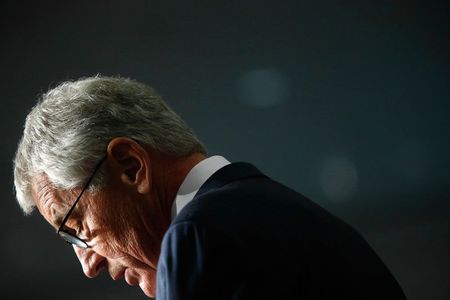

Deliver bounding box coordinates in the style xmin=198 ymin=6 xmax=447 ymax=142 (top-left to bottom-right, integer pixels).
xmin=52 ymin=196 xmax=82 ymax=229
xmin=53 ymin=211 xmax=65 ymax=228
xmin=47 ymin=203 xmax=65 ymax=229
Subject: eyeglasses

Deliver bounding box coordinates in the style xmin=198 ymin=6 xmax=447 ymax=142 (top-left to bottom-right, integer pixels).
xmin=57 ymin=155 xmax=107 ymax=249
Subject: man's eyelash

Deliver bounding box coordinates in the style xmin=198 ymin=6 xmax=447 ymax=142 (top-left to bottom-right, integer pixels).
xmin=76 ymin=224 xmax=83 ymax=235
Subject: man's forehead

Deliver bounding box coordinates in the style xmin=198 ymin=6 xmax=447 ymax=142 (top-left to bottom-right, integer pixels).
xmin=30 ymin=173 xmax=67 ymax=225
xmin=31 ymin=173 xmax=55 ymax=208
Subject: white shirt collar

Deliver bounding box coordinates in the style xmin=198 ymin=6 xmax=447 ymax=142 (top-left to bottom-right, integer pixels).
xmin=171 ymin=155 xmax=231 ymax=220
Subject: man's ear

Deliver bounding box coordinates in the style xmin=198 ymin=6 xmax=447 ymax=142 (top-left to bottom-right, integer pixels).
xmin=106 ymin=137 xmax=152 ymax=194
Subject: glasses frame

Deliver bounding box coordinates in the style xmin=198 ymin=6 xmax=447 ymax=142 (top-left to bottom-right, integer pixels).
xmin=57 ymin=155 xmax=107 ymax=249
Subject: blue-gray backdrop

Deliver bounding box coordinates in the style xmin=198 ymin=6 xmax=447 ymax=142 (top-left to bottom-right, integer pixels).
xmin=1 ymin=1 xmax=449 ymax=299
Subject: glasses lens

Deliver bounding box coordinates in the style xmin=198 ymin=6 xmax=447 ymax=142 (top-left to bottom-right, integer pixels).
xmin=59 ymin=230 xmax=88 ymax=249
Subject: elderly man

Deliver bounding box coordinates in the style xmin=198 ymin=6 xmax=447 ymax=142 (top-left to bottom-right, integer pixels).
xmin=14 ymin=76 xmax=407 ymax=299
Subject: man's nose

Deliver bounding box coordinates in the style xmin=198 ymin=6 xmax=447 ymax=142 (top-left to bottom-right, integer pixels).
xmin=73 ymin=245 xmax=106 ymax=278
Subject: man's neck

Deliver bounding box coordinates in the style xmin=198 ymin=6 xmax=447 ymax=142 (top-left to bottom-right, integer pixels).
xmin=149 ymin=150 xmax=207 ymax=227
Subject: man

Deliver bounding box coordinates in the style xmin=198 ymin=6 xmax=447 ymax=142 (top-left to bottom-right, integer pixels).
xmin=14 ymin=76 xmax=407 ymax=299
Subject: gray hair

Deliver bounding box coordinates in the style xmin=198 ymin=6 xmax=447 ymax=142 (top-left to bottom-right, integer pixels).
xmin=14 ymin=75 xmax=207 ymax=215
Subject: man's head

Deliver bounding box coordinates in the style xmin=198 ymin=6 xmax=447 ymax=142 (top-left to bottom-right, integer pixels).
xmin=13 ymin=76 xmax=207 ymax=297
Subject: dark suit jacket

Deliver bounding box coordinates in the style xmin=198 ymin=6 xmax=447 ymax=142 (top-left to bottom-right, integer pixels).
xmin=156 ymin=162 xmax=407 ymax=299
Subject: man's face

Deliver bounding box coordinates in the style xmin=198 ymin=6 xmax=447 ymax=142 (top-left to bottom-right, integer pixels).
xmin=31 ymin=173 xmax=164 ymax=298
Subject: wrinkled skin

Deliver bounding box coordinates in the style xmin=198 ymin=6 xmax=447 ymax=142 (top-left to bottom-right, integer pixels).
xmin=31 ymin=138 xmax=205 ymax=298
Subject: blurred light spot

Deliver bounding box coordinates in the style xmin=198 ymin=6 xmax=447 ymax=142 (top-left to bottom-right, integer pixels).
xmin=237 ymin=68 xmax=291 ymax=108
xmin=394 ymin=139 xmax=430 ymax=182
xmin=320 ymin=156 xmax=358 ymax=202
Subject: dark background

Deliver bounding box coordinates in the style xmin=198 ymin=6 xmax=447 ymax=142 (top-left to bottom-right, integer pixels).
xmin=1 ymin=1 xmax=449 ymax=299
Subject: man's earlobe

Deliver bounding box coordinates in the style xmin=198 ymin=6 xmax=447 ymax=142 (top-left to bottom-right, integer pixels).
xmin=137 ymin=180 xmax=150 ymax=194
xmin=135 ymin=161 xmax=152 ymax=194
